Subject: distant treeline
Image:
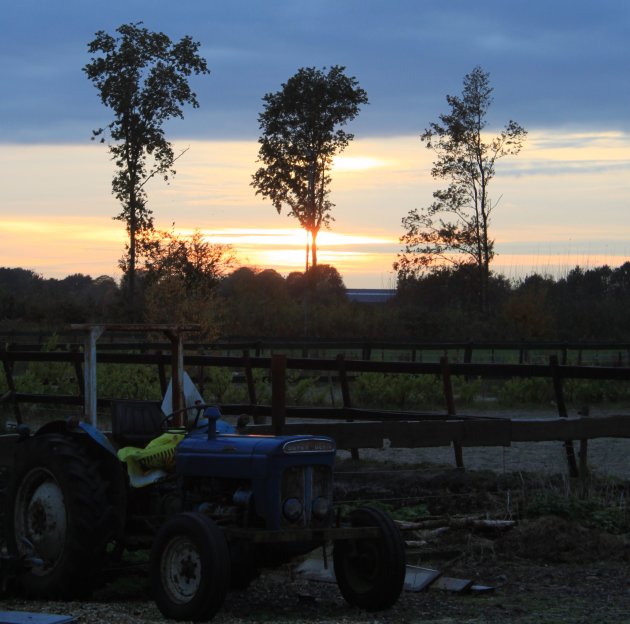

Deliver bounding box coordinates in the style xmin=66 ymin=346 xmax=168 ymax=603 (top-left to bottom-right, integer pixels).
xmin=1 ymin=263 xmax=629 ymax=342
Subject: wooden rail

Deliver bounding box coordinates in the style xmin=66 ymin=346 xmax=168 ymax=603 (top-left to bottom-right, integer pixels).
xmin=2 ymin=332 xmax=630 ymax=365
xmin=1 ymin=346 xmax=630 ymax=478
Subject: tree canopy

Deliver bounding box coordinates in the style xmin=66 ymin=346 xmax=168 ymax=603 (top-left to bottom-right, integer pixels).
xmin=395 ymin=66 xmax=526 ymax=313
xmin=251 ymin=66 xmax=368 ymax=269
xmin=140 ymin=228 xmax=236 ymax=293
xmin=83 ymin=22 xmax=209 ymax=317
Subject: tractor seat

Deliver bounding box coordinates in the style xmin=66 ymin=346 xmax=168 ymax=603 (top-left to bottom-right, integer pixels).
xmin=111 ymin=399 xmax=163 ymax=448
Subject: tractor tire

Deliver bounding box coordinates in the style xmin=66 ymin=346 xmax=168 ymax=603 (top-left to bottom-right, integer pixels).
xmin=333 ymin=506 xmax=406 ymax=611
xmin=8 ymin=433 xmax=112 ymax=599
xmin=150 ymin=511 xmax=230 ymax=622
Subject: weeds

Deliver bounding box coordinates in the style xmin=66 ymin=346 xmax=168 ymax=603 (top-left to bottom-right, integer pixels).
xmin=514 ymin=472 xmax=630 ymax=534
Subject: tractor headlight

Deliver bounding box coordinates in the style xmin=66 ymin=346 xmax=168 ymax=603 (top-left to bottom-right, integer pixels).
xmin=311 ymin=496 xmax=331 ymax=521
xmin=282 ymin=497 xmax=303 ymax=523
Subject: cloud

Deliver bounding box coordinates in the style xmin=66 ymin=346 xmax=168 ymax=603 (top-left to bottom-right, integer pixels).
xmin=1 ymin=1 xmax=629 ymax=144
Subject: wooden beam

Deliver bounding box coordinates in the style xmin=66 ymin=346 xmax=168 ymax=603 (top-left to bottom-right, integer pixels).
xmin=246 ymin=415 xmax=630 ymax=449
xmin=271 ymin=354 xmax=287 ymax=435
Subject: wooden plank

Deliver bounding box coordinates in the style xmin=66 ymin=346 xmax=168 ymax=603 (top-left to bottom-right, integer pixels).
xmin=0 ymin=612 xmax=75 ymax=624
xmin=461 ymin=419 xmax=512 ymax=447
xmin=384 ymin=420 xmax=464 ymax=448
xmin=511 ymin=418 xmax=581 ymax=441
xmin=511 ymin=416 xmax=630 ymax=441
xmin=250 ymin=416 xmax=630 ymax=449
xmin=579 ymin=415 xmax=630 ymax=439
xmin=271 ymin=354 xmax=287 ymax=435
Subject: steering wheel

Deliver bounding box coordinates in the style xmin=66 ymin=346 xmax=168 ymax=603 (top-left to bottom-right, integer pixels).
xmin=160 ymin=403 xmax=206 ymax=432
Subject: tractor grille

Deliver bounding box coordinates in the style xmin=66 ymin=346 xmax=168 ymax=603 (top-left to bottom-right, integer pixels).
xmin=281 ymin=465 xmax=332 ymax=529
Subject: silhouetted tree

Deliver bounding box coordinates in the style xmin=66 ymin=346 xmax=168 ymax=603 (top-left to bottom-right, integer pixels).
xmin=141 ymin=229 xmax=236 ymax=293
xmin=395 ymin=66 xmax=526 ymax=313
xmin=252 ymin=66 xmax=368 ymax=269
xmin=84 ymin=23 xmax=209 ymax=317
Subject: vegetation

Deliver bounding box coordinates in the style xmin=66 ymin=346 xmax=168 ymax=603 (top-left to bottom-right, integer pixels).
xmin=395 ymin=66 xmax=527 ymax=313
xmin=84 ymin=23 xmax=210 ymax=317
xmin=2 ymin=262 xmax=630 ymax=343
xmin=252 ymin=66 xmax=368 ymax=269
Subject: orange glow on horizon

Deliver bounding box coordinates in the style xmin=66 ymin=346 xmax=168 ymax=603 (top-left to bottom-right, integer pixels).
xmin=1 ymin=131 xmax=629 ymax=286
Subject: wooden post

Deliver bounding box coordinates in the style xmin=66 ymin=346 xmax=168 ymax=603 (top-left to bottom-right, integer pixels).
xmin=1 ymin=351 xmax=21 ymax=425
xmin=71 ymin=344 xmax=84 ymax=402
xmin=157 ymin=350 xmax=168 ymax=397
xmin=337 ymin=354 xmax=359 ymax=460
xmin=441 ymin=356 xmax=463 ymax=469
xmin=243 ymin=353 xmax=262 ymax=424
xmin=337 ymin=354 xmax=351 ymax=409
xmin=84 ymin=325 xmax=104 ymax=426
xmin=550 ymin=355 xmax=579 ymax=478
xmin=464 ymin=343 xmax=473 ymax=364
xmin=579 ymin=439 xmax=589 ymax=481
xmin=164 ymin=330 xmax=185 ymax=426
xmin=271 ymin=354 xmax=286 ymax=435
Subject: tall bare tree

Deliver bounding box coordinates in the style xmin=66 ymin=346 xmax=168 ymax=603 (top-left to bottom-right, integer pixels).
xmin=395 ymin=66 xmax=526 ymax=312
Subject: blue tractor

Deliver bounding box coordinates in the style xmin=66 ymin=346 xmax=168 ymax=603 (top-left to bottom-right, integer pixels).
xmin=0 ymin=326 xmax=406 ymax=621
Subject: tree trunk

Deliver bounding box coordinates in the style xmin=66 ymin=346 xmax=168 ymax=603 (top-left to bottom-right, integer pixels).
xmin=311 ymin=229 xmax=318 ymax=268
xmin=128 ymin=195 xmax=137 ymax=321
xmin=305 ymin=231 xmax=310 ymax=272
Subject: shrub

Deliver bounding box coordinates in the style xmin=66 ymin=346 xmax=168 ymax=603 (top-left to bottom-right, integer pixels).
xmin=97 ymin=363 xmax=162 ymax=401
xmin=497 ymin=377 xmax=555 ymax=406
xmin=353 ymin=373 xmax=443 ymax=410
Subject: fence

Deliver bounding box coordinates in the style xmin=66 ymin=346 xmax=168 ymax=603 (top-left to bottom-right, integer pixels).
xmin=2 ymin=332 xmax=630 ymax=365
xmin=1 ymin=342 xmax=630 ymax=478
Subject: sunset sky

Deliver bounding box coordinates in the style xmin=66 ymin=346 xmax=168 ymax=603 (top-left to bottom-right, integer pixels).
xmin=1 ymin=1 xmax=629 ymax=288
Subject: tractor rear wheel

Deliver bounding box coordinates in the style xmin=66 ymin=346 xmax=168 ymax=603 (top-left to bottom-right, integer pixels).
xmin=8 ymin=433 xmax=112 ymax=598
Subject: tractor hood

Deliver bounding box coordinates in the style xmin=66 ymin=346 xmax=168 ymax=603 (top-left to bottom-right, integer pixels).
xmin=175 ymin=429 xmax=335 ymax=479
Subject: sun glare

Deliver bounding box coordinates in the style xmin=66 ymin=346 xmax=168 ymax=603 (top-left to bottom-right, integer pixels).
xmin=192 ymin=227 xmax=395 ymax=274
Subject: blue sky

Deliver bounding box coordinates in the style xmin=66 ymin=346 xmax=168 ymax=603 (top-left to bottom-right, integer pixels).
xmin=3 ymin=0 xmax=629 ymax=141
xmin=1 ymin=0 xmax=629 ymax=286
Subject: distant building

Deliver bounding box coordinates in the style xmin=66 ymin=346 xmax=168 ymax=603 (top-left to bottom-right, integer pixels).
xmin=346 ymin=289 xmax=396 ymax=303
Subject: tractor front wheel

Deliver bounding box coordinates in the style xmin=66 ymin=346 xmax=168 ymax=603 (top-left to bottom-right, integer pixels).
xmin=333 ymin=506 xmax=406 ymax=611
xmin=150 ymin=512 xmax=230 ymax=621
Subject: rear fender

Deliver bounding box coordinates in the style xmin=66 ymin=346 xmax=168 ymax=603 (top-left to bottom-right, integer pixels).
xmin=34 ymin=419 xmax=118 ymax=458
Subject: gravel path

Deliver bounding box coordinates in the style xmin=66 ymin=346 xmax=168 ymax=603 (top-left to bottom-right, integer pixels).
xmin=338 ymin=407 xmax=630 ymax=479
xmin=341 ymin=436 xmax=630 ymax=479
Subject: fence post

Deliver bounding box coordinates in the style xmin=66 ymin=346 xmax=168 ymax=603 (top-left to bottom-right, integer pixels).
xmin=71 ymin=344 xmax=84 ymax=402
xmin=1 ymin=351 xmax=21 ymax=425
xmin=157 ymin=350 xmax=168 ymax=397
xmin=464 ymin=343 xmax=473 ymax=364
xmin=337 ymin=354 xmax=359 ymax=460
xmin=243 ymin=352 xmax=262 ymax=424
xmin=550 ymin=355 xmax=579 ymax=478
xmin=83 ymin=325 xmax=105 ymax=426
xmin=271 ymin=354 xmax=286 ymax=435
xmin=440 ymin=356 xmax=464 ymax=469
